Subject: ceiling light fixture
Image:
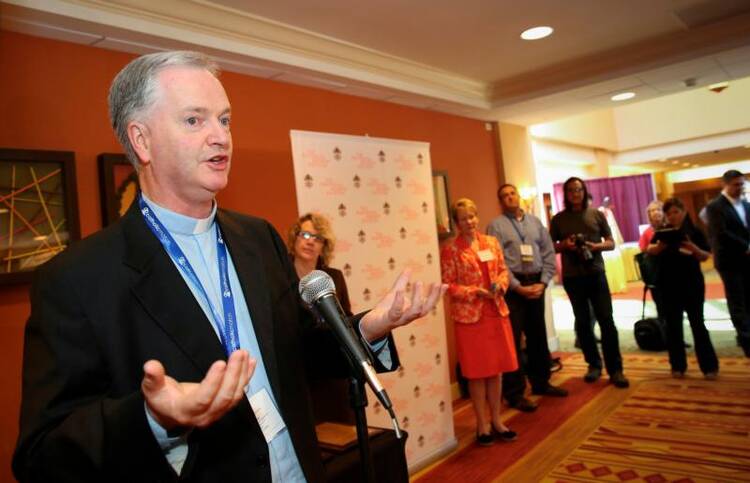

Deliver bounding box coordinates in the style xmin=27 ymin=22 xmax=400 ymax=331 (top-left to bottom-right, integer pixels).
xmin=708 ymin=81 xmax=729 ymax=93
xmin=692 ymin=164 xmax=700 ymax=168
xmin=521 ymin=26 xmax=554 ymax=40
xmin=671 ymin=160 xmax=680 ymax=164
xmin=682 ymin=162 xmax=690 ymax=167
xmin=611 ymin=92 xmax=635 ymax=101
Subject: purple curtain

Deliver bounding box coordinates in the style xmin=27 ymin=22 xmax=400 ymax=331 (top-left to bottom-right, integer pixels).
xmin=553 ymin=173 xmax=654 ymax=242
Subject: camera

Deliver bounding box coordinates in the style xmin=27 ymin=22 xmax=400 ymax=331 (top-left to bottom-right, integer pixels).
xmin=574 ymin=234 xmax=593 ymax=262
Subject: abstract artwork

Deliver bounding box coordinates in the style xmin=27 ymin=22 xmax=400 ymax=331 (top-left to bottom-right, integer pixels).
xmin=0 ymin=149 xmax=80 ymax=284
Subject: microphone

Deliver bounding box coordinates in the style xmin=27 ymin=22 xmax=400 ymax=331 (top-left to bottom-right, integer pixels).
xmin=299 ymin=270 xmax=401 ymax=437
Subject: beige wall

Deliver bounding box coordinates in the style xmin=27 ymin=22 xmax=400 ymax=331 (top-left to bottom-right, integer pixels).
xmin=530 ymin=109 xmax=618 ymax=151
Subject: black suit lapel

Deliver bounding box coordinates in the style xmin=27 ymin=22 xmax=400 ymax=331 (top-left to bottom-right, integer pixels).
xmin=720 ymin=195 xmax=750 ymax=232
xmin=217 ymin=211 xmax=283 ymax=402
xmin=121 ymin=202 xmax=226 ymax=375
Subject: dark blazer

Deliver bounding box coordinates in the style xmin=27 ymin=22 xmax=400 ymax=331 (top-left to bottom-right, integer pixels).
xmin=706 ymin=194 xmax=750 ymax=271
xmin=13 ymin=202 xmax=397 ymax=483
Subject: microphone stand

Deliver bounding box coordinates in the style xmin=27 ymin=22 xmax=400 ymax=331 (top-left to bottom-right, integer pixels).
xmin=348 ymin=372 xmax=376 ymax=483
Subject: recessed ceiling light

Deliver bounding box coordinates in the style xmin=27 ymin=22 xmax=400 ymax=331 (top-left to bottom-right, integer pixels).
xmin=611 ymin=92 xmax=636 ymax=101
xmin=33 ymin=235 xmax=48 ymax=241
xmin=682 ymin=162 xmax=690 ymax=167
xmin=521 ymin=26 xmax=554 ymax=40
xmin=692 ymin=164 xmax=700 ymax=168
xmin=671 ymin=160 xmax=680 ymax=164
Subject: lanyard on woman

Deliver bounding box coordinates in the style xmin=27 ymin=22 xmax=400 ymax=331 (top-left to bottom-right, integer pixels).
xmin=138 ymin=194 xmax=240 ymax=356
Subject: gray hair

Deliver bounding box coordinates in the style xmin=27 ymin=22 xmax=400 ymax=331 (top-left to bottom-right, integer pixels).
xmin=108 ymin=51 xmax=220 ymax=167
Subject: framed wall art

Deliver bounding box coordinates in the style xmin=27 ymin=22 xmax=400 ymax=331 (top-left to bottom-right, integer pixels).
xmin=0 ymin=148 xmax=80 ymax=284
xmin=98 ymin=153 xmax=138 ymax=227
xmin=432 ymin=170 xmax=454 ymax=240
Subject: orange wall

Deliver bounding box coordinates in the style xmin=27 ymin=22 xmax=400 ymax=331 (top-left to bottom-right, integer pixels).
xmin=0 ymin=30 xmax=502 ymax=479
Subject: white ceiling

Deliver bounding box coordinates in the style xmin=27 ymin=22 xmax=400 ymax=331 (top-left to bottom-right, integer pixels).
xmin=2 ymin=0 xmax=750 ymax=127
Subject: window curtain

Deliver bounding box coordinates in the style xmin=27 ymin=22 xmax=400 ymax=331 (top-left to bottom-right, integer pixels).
xmin=553 ymin=174 xmax=654 ymax=242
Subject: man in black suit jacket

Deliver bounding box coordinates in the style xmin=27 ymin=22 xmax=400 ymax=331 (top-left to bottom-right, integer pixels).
xmin=706 ymin=169 xmax=750 ymax=357
xmin=13 ymin=51 xmax=446 ymax=482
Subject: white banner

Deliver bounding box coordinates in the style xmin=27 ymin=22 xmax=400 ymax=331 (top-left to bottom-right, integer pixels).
xmin=290 ymin=130 xmax=455 ymax=468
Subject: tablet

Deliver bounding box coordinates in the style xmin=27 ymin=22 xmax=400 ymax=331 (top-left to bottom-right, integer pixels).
xmin=651 ymin=227 xmax=685 ymax=245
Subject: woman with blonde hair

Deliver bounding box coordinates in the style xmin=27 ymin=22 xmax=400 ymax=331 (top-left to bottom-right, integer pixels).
xmin=440 ymin=198 xmax=518 ymax=446
xmin=287 ymin=212 xmax=351 ymax=315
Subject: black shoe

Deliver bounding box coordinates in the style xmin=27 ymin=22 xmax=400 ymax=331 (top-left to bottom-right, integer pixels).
xmin=476 ymin=432 xmax=494 ymax=446
xmin=583 ymin=366 xmax=602 ymax=383
xmin=508 ymin=397 xmax=537 ymax=413
xmin=492 ymin=426 xmax=518 ymax=442
xmin=532 ymin=384 xmax=569 ymax=397
xmin=610 ymin=371 xmax=630 ymax=388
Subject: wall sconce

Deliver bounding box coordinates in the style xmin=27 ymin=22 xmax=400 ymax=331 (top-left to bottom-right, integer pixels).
xmin=518 ymin=186 xmax=538 ymax=212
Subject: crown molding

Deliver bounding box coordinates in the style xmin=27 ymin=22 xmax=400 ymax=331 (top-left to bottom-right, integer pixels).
xmin=4 ymin=0 xmax=492 ymax=109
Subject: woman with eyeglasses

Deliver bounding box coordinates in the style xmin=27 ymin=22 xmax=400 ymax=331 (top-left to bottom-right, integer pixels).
xmin=287 ymin=212 xmax=355 ymax=424
xmin=287 ymin=212 xmax=352 ymax=317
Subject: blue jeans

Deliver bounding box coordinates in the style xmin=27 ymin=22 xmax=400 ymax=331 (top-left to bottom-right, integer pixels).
xmin=563 ymin=272 xmax=623 ymax=375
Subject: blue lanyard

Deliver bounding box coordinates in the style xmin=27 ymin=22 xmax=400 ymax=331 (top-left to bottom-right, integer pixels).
xmin=138 ymin=194 xmax=240 ymax=356
xmin=505 ymin=213 xmax=526 ymax=243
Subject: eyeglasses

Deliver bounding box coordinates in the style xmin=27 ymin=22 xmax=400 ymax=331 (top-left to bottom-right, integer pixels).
xmin=565 ymin=187 xmax=584 ymax=193
xmin=298 ymin=231 xmax=325 ymax=243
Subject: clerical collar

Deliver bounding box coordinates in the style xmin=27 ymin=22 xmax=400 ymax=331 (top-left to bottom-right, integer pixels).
xmin=141 ymin=193 xmax=217 ymax=235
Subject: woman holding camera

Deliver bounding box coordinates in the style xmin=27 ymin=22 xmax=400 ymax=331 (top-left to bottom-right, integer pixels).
xmin=440 ymin=198 xmax=518 ymax=446
xmin=550 ymin=177 xmax=629 ymax=388
xmin=647 ymin=198 xmax=718 ymax=379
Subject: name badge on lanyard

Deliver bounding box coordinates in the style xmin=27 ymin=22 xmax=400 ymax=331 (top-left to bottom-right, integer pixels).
xmin=138 ymin=194 xmax=240 ymax=356
xmin=520 ymin=243 xmax=534 ymax=263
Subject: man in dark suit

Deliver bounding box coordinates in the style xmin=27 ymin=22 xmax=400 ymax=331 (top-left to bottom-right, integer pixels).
xmin=706 ymin=169 xmax=750 ymax=357
xmin=12 ymin=51 xmax=445 ymax=482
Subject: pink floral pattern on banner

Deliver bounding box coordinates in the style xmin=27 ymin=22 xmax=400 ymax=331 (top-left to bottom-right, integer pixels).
xmin=426 ymin=383 xmax=444 ymax=397
xmin=412 ymin=229 xmax=431 ymax=245
xmin=421 ymin=333 xmax=440 ymax=349
xmin=303 ymin=149 xmax=330 ymax=168
xmin=414 ymin=362 xmax=434 ymax=377
xmin=352 ymin=152 xmax=376 ymax=169
xmin=356 ymin=206 xmax=381 ymax=223
xmin=371 ymin=232 xmax=395 ymax=249
xmin=395 ymin=154 xmax=416 ymax=171
xmin=367 ymin=178 xmax=389 ymax=195
xmin=399 ymin=205 xmax=419 ymax=220
xmin=362 ymin=264 xmax=385 ymax=280
xmin=407 ymin=179 xmax=428 ymax=195
xmin=320 ymin=178 xmax=346 ymax=196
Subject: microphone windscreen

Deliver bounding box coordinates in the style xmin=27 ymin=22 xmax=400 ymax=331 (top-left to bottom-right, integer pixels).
xmin=299 ymin=269 xmax=336 ymax=304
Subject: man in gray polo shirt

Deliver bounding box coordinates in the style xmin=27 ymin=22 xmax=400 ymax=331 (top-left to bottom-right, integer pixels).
xmin=487 ymin=184 xmax=568 ymax=413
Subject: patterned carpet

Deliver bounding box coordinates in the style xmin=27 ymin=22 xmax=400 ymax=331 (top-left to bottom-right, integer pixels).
xmin=542 ymin=355 xmax=750 ymax=483
xmin=412 ymin=353 xmax=750 ymax=482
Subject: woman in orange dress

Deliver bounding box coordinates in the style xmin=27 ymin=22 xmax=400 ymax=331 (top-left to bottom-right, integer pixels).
xmin=440 ymin=198 xmax=518 ymax=446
